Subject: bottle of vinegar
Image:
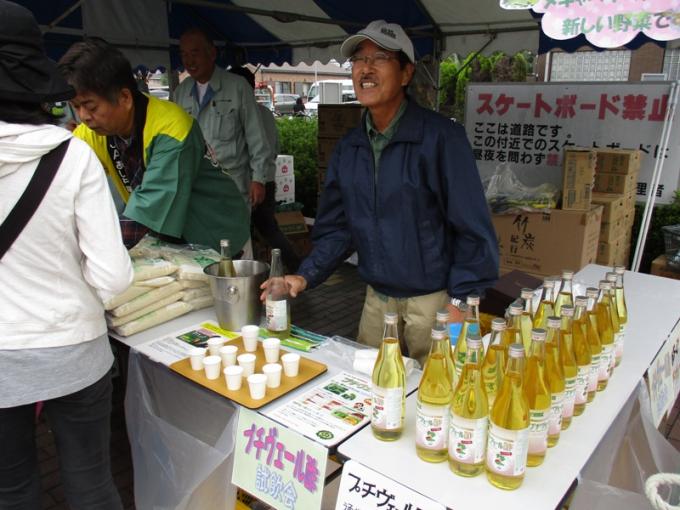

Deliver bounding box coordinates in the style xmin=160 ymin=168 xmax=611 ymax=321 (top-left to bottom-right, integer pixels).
xmin=554 ymin=270 xmax=574 ymax=318
xmin=482 ymin=318 xmax=508 ymax=411
xmin=585 ymin=287 xmax=603 ymax=399
xmin=435 ymin=309 xmax=457 ymax=390
xmin=613 ymin=265 xmax=628 ymax=367
xmin=606 ymin=272 xmax=623 ymax=370
xmin=265 ymin=249 xmax=290 ymax=340
xmin=217 ymin=239 xmax=236 ymax=277
xmin=416 ymin=328 xmax=454 ymax=462
xmin=596 ymin=281 xmax=615 ymax=391
xmin=520 ymin=288 xmax=535 ymax=352
xmin=453 ymin=295 xmax=480 ymax=380
xmin=449 ymin=335 xmax=488 ymax=477
xmin=533 ymin=278 xmax=555 ymax=330
xmin=371 ymin=312 xmax=406 ymax=441
xmin=485 ymin=344 xmax=530 ymax=491
xmin=524 ymin=329 xmax=551 ymax=467
xmin=544 ymin=317 xmax=565 ymax=447
xmin=506 ymin=302 xmax=525 ymax=351
xmin=563 ymin=304 xmax=591 ymax=417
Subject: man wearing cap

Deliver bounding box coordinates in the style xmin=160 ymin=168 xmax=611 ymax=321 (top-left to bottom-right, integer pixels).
xmin=273 ymin=20 xmax=498 ymax=364
xmin=58 ymin=38 xmax=250 ymax=254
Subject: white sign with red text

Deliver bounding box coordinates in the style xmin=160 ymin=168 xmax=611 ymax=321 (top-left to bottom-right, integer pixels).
xmin=465 ymin=82 xmax=679 ymax=204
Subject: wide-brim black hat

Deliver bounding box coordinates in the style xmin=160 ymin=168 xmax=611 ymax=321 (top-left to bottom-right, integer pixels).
xmin=0 ymin=0 xmax=74 ymax=103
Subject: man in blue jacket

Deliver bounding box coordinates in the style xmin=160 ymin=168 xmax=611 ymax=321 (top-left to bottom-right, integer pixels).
xmin=280 ymin=20 xmax=498 ymax=364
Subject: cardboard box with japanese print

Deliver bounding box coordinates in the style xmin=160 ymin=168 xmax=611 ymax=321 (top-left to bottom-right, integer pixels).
xmin=561 ymin=148 xmax=596 ymax=211
xmin=317 ymin=104 xmax=363 ymax=138
xmin=492 ymin=206 xmax=602 ymax=277
xmin=595 ymin=148 xmax=641 ymax=175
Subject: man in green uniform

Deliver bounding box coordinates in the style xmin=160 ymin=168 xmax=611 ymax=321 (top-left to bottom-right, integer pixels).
xmin=58 ymin=38 xmax=249 ymax=253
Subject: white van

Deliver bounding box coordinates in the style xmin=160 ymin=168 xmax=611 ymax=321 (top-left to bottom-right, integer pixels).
xmin=305 ymin=79 xmax=356 ymax=114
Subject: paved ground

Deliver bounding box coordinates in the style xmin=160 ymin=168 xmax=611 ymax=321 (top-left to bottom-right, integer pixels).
xmin=35 ymin=262 xmax=680 ymax=509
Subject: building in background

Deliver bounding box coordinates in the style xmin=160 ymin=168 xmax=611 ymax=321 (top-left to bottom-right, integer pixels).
xmin=254 ymin=60 xmax=350 ymax=100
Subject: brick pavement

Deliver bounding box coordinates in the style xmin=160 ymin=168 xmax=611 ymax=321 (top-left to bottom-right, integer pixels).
xmin=35 ymin=262 xmax=680 ymax=508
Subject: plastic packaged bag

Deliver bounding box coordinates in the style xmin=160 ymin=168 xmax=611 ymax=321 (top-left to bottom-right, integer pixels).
xmin=485 ymin=163 xmax=558 ymax=214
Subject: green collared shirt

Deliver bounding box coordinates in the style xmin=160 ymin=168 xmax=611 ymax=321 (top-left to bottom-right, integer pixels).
xmin=365 ymin=99 xmax=408 ymax=180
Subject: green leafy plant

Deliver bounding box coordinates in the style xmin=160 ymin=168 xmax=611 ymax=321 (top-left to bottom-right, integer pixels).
xmin=630 ymin=189 xmax=680 ymax=272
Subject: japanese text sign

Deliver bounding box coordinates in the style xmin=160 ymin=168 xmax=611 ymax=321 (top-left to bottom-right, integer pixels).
xmin=500 ymin=0 xmax=680 ymax=48
xmin=233 ymin=408 xmax=328 ymax=510
xmin=670 ymin=320 xmax=680 ymax=401
xmin=465 ymin=82 xmax=680 ymax=205
xmin=335 ymin=460 xmax=445 ymax=510
xmin=647 ymin=338 xmax=675 ymax=428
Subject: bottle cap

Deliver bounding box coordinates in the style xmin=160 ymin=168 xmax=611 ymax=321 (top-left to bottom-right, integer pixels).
xmin=531 ymin=328 xmax=547 ymax=341
xmin=271 ymin=248 xmax=281 ymax=256
xmin=614 ymin=265 xmax=625 ymax=275
xmin=547 ymin=316 xmax=561 ymax=328
xmin=466 ymin=294 xmax=480 ymax=306
xmin=491 ymin=318 xmax=507 ymax=331
xmin=220 ymin=239 xmax=230 ymax=248
xmin=436 ymin=309 xmax=449 ymax=322
xmin=605 ymin=272 xmax=617 ymax=282
xmin=561 ymin=305 xmax=575 ymax=317
xmin=384 ymin=312 xmax=398 ymax=325
xmin=431 ymin=327 xmax=446 ymax=339
xmin=543 ymin=278 xmax=554 ymax=288
xmin=561 ymin=269 xmax=574 ymax=279
xmin=575 ymin=296 xmax=588 ymax=307
xmin=508 ymin=343 xmax=525 ymax=357
xmin=586 ymin=287 xmax=599 ymax=298
xmin=467 ymin=334 xmax=482 ymax=349
xmin=520 ymin=287 xmax=535 ymax=300
xmin=508 ymin=301 xmax=523 ymax=315
xmin=599 ymin=280 xmax=611 ymax=290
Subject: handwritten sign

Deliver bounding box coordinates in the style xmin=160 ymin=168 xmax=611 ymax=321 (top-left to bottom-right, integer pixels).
xmin=233 ymin=408 xmax=328 ymax=510
xmin=335 ymin=460 xmax=445 ymax=510
xmin=647 ymin=339 xmax=675 ymax=427
xmin=670 ymin=320 xmax=680 ymax=402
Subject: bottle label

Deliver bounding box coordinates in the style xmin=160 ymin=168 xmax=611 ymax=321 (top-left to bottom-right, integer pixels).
xmin=415 ymin=401 xmax=448 ymax=450
xmin=265 ymin=299 xmax=288 ymax=332
xmin=371 ymin=385 xmax=403 ymax=430
xmin=528 ymin=408 xmax=549 ymax=455
xmin=574 ymin=365 xmax=590 ymax=405
xmin=599 ymin=344 xmax=613 ymax=381
xmin=587 ymin=354 xmax=600 ymax=393
xmin=548 ymin=391 xmax=564 ymax=435
xmin=615 ymin=329 xmax=625 ymax=359
xmin=448 ymin=413 xmax=488 ymax=464
xmin=562 ymin=376 xmax=576 ymax=418
xmin=486 ymin=423 xmax=529 ymax=477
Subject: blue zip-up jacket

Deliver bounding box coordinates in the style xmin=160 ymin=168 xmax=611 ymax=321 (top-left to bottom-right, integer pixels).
xmin=298 ymin=100 xmax=499 ymax=299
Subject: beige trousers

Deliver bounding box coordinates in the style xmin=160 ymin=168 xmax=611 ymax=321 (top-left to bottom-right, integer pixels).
xmin=357 ymin=286 xmax=449 ymax=367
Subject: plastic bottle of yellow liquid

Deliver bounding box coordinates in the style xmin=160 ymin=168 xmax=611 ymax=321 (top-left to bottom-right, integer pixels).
xmin=585 ymin=287 xmax=603 ymax=399
xmin=563 ymin=304 xmax=591 ymax=416
xmin=613 ymin=265 xmax=628 ymax=367
xmin=554 ymin=270 xmax=574 ymax=318
xmin=524 ymin=329 xmax=551 ymax=467
xmin=544 ymin=317 xmax=565 ymax=447
xmin=533 ymin=278 xmax=555 ymax=329
xmin=520 ymin=288 xmax=535 ymax=352
xmin=453 ymin=295 xmax=480 ymax=381
xmin=449 ymin=335 xmax=488 ymax=477
xmin=416 ymin=328 xmax=454 ymax=462
xmin=506 ymin=301 xmax=525 ymax=352
xmin=595 ymin=281 xmax=615 ymax=391
xmin=371 ymin=312 xmax=406 ymax=441
xmin=605 ymin=272 xmax=623 ymax=370
xmin=482 ymin=318 xmax=508 ymax=411
xmin=553 ymin=311 xmax=577 ymax=430
xmin=435 ymin=309 xmax=457 ymax=390
xmin=485 ymin=344 xmax=530 ymax=491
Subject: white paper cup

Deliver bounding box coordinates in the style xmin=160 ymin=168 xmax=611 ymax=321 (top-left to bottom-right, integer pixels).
xmin=281 ymin=353 xmax=300 ymax=377
xmin=241 ymin=325 xmax=260 ymax=352
xmin=203 ymin=355 xmax=221 ymax=380
xmin=207 ymin=337 xmax=225 ymax=356
xmin=263 ymin=337 xmax=281 ymax=363
xmin=189 ymin=347 xmax=206 ymax=371
xmin=219 ymin=344 xmax=238 ymax=366
xmin=247 ymin=373 xmax=267 ymax=400
xmin=224 ymin=365 xmax=243 ymax=390
xmin=262 ymin=363 xmax=282 ymax=388
xmin=237 ymin=353 xmax=257 ymax=377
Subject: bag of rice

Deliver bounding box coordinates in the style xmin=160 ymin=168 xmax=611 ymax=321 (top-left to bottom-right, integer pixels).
xmin=163 ymin=247 xmax=220 ymax=282
xmin=112 ymin=301 xmax=192 ymax=337
xmin=128 ymin=234 xmax=175 ymax=258
xmin=106 ymin=292 xmax=184 ymax=327
xmin=132 ymin=257 xmax=177 ymax=282
xmin=136 ymin=276 xmax=176 ymax=287
xmin=104 ymin=285 xmax=150 ymax=311
xmin=186 ymin=295 xmax=213 ymax=311
xmin=181 ymin=286 xmax=212 ymax=301
xmin=178 ymin=279 xmax=209 ymax=289
xmin=111 ymin=281 xmax=182 ymax=317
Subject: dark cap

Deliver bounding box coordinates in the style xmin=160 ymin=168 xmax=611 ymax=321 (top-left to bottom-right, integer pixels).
xmin=0 ymin=1 xmax=74 ymax=103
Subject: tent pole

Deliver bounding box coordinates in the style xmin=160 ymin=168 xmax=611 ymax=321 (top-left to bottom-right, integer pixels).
xmin=44 ymin=0 xmax=85 ymax=33
xmin=631 ymin=80 xmax=679 ymax=272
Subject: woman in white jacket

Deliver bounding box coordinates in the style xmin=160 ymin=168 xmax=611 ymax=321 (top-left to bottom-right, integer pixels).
xmin=0 ymin=2 xmax=133 ymax=509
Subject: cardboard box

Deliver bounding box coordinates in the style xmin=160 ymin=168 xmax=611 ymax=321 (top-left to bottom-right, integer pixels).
xmin=599 ymin=218 xmax=629 ymax=245
xmin=562 ymin=148 xmax=595 ymax=211
xmin=275 ymin=155 xmax=294 ymax=178
xmin=593 ymin=171 xmax=638 ymax=194
xmin=317 ymin=104 xmax=363 ymax=138
xmin=275 ymin=174 xmax=295 ymax=204
xmin=597 ymin=237 xmax=624 ymax=266
xmin=274 ymin=211 xmax=308 ymax=235
xmin=595 ymin=148 xmax=641 ymax=175
xmin=480 ymin=270 xmax=542 ymax=318
xmin=650 ymin=254 xmax=680 ymax=280
xmin=592 ymin=192 xmax=630 ymax=224
xmin=317 ymin=137 xmax=340 ymax=169
xmin=493 ymin=206 xmax=603 ymax=277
